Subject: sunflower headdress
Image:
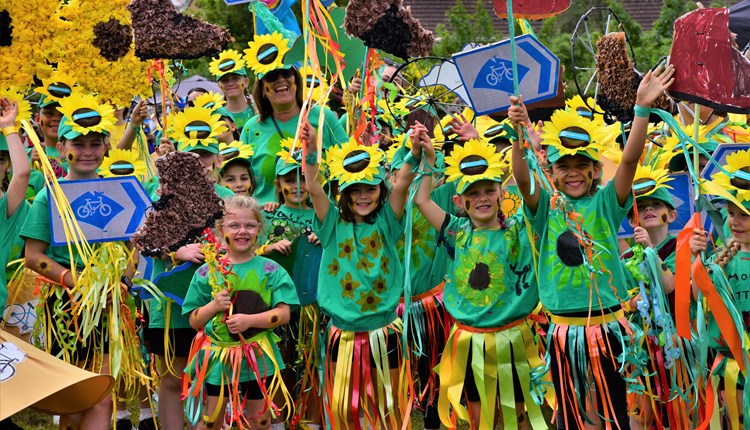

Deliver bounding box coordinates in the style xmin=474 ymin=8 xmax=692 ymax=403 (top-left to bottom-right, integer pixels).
xmin=209 ymin=50 xmax=247 ymax=79
xmin=444 ymin=139 xmax=505 ymax=194
xmin=542 ymin=109 xmax=605 ymax=165
xmin=219 ymin=141 xmax=254 ymax=162
xmin=169 ymin=106 xmax=227 ymax=152
xmin=474 ymin=115 xmax=517 ymax=146
xmin=190 ymin=91 xmax=225 ymax=111
xmin=0 ymin=88 xmax=33 ymax=128
xmin=632 ymin=164 xmax=675 ymax=208
xmin=565 ymin=95 xmax=605 ymax=126
xmin=326 ymin=138 xmax=385 ymax=190
xmin=244 ymin=32 xmax=291 ymax=78
xmin=298 ymin=65 xmax=329 ymax=104
xmin=664 ymin=121 xmax=720 ymax=171
xmin=56 ymin=93 xmax=117 ymax=138
xmin=99 ymin=149 xmax=147 ymax=179
xmin=36 ymin=72 xmax=83 ymax=106
xmin=713 ymin=149 xmax=750 ymax=205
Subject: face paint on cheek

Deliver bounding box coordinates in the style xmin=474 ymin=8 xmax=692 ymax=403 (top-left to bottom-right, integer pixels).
xmin=464 ymin=200 xmax=471 ymax=212
xmin=224 ymin=236 xmax=231 ymax=245
xmin=587 ymin=170 xmax=593 ymax=180
xmin=262 ymin=81 xmax=274 ymax=98
xmin=661 ymin=214 xmax=668 ymax=224
xmin=67 ymin=153 xmax=75 ymax=162
xmin=282 ymin=187 xmax=291 ymax=196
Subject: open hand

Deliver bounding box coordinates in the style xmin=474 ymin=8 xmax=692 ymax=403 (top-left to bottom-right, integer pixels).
xmin=0 ymin=98 xmax=19 ymax=128
xmin=636 ymin=64 xmax=675 ymax=108
xmin=448 ymin=115 xmax=479 ymax=141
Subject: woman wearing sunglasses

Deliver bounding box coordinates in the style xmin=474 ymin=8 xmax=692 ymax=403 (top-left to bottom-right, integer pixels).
xmin=240 ymin=32 xmax=349 ymax=205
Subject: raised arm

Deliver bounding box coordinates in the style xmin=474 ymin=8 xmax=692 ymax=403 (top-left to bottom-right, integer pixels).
xmin=509 ymin=96 xmax=540 ymax=213
xmin=615 ymin=65 xmax=675 ymax=205
xmin=118 ymin=100 xmax=148 ymax=150
xmin=0 ymin=98 xmax=30 ymax=218
xmin=389 ymin=130 xmax=420 ymax=220
xmin=412 ymin=124 xmax=447 ymax=231
xmin=301 ymin=122 xmax=330 ymax=223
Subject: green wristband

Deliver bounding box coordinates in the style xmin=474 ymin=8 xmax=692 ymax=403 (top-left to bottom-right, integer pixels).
xmin=305 ymin=151 xmax=319 ymax=165
xmin=404 ymin=151 xmax=421 ymax=166
xmin=633 ymin=105 xmax=651 ymax=118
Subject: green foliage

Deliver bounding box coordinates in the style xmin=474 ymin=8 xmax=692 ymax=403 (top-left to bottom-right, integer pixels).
xmin=432 ymin=0 xmax=502 ymax=58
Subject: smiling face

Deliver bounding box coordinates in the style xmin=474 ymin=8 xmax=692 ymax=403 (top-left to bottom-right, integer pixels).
xmin=220 ymin=163 xmax=253 ymax=195
xmin=276 ymin=170 xmax=309 ymax=207
xmin=218 ymin=73 xmax=249 ymax=99
xmin=345 ymin=182 xmax=382 ymax=223
xmin=727 ymin=201 xmax=750 ymax=248
xmin=219 ymin=207 xmax=261 ymax=255
xmin=261 ymin=69 xmax=297 ymax=111
xmin=455 ymin=180 xmax=503 ymax=228
xmin=59 ymin=133 xmax=107 ymax=179
xmin=633 ymin=198 xmax=676 ymax=231
xmin=36 ymin=105 xmax=63 ymax=144
xmin=550 ymin=154 xmax=600 ymax=198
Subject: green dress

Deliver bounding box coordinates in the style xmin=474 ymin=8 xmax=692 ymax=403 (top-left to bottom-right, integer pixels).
xmin=1 ymin=195 xmax=30 ymax=308
xmin=524 ymin=180 xmax=633 ymax=314
xmin=314 ymin=203 xmax=404 ymax=332
xmin=182 ymin=256 xmax=299 ymax=384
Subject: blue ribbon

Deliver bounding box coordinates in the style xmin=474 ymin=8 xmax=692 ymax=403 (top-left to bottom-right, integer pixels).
xmin=558 ymin=130 xmax=591 ymax=142
xmin=343 ymin=151 xmax=370 ymax=166
xmin=459 ymin=159 xmax=488 ymax=170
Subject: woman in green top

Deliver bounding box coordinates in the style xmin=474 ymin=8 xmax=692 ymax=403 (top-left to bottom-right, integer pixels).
xmin=511 ymin=65 xmax=675 ymax=429
xmin=240 ymin=32 xmax=348 ymax=205
xmin=182 ymin=195 xmax=299 ymax=429
xmin=0 ymin=98 xmax=30 ymax=312
xmin=302 ymin=124 xmax=417 ymax=429
xmin=413 ymin=126 xmax=545 ymax=430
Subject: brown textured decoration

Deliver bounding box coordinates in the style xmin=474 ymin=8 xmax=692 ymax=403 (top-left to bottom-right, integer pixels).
xmin=344 ymin=0 xmax=433 ymax=60
xmin=92 ymin=19 xmax=133 ymax=61
xmin=132 ymin=152 xmax=224 ymax=258
xmin=127 ymin=0 xmax=233 ymax=60
xmin=596 ymin=32 xmax=673 ymax=124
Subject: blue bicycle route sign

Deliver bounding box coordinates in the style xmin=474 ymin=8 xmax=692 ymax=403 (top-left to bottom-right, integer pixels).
xmin=48 ymin=176 xmax=152 ymax=246
xmin=452 ymin=34 xmax=560 ymax=116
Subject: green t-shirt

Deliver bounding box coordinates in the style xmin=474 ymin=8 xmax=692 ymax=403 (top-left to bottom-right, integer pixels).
xmin=524 ymin=180 xmax=633 ymax=314
xmin=239 ymin=104 xmax=349 ymax=204
xmin=314 ymin=203 xmax=404 ymax=332
xmin=27 ymin=170 xmax=45 ymax=202
xmin=397 ymin=183 xmax=456 ymax=296
xmin=263 ymin=204 xmax=315 ymax=245
xmin=19 ymin=184 xmax=86 ymax=270
xmin=441 ymin=213 xmax=538 ymax=328
xmin=147 ymin=182 xmax=234 ymax=329
xmin=1 ymin=195 xmax=30 ymax=307
xmin=707 ymin=250 xmax=750 ymax=355
xmin=182 ymin=256 xmax=299 ymax=384
xmin=228 ymin=106 xmax=255 ymax=132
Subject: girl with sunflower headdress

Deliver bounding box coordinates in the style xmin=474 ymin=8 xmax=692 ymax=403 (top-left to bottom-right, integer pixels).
xmin=240 ymin=31 xmax=348 ymax=205
xmin=510 ymin=65 xmax=675 ymax=429
xmin=689 ymin=148 xmax=750 ymax=430
xmin=20 ymin=93 xmax=139 ymax=429
xmin=210 ymin=50 xmax=254 ymax=131
xmin=411 ymin=123 xmax=546 ymax=430
xmin=301 ymin=122 xmax=418 ymax=429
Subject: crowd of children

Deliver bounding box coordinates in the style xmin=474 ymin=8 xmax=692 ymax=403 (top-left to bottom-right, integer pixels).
xmin=2 ymin=22 xmax=750 ymax=430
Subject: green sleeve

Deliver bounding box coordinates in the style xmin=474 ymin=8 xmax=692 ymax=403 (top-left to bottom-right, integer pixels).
xmin=182 ymin=264 xmax=212 ymax=316
xmin=313 ymin=201 xmax=338 ymax=247
xmin=438 ymin=214 xmax=470 ymax=248
xmin=523 ymin=186 xmax=550 ymax=235
xmin=213 ymin=183 xmax=235 ymax=199
xmin=599 ymin=180 xmax=634 ymax=227
xmin=378 ymin=202 xmax=405 ymax=242
xmin=269 ymin=264 xmax=300 ymax=309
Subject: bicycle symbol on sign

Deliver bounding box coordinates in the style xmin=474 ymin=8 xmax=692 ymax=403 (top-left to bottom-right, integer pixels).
xmin=485 ymin=57 xmax=514 ymax=87
xmin=76 ymin=196 xmax=113 ymax=219
xmin=0 ymin=342 xmax=27 ymax=382
xmin=2 ymin=301 xmax=37 ymax=334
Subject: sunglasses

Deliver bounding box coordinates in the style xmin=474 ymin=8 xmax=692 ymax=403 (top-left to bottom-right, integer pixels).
xmin=263 ymin=68 xmax=295 ymax=82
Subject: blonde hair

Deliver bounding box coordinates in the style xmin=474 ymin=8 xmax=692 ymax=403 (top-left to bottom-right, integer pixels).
xmin=217 ymin=195 xmax=264 ymax=251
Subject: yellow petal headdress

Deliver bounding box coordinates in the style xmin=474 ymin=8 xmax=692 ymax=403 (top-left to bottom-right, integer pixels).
xmin=299 ymin=65 xmax=329 ymax=103
xmin=56 ymin=93 xmax=117 ymax=136
xmin=36 ymin=72 xmax=83 ymax=104
xmin=565 ymin=95 xmax=605 ymax=126
xmin=542 ymin=109 xmax=605 ymax=163
xmin=713 ymin=149 xmax=750 ymax=203
xmin=191 ymin=91 xmax=225 ymax=111
xmin=209 ymin=50 xmax=246 ymax=78
xmin=0 ymin=87 xmax=32 ymax=128
xmin=219 ymin=141 xmax=254 ymax=162
xmin=632 ymin=165 xmax=673 ymax=198
xmin=444 ymin=139 xmax=505 ymax=194
xmin=326 ymin=138 xmax=384 ymax=188
xmin=169 ymin=106 xmax=227 ymax=148
xmin=99 ymin=148 xmax=147 ymax=179
xmin=244 ymin=32 xmax=291 ymax=76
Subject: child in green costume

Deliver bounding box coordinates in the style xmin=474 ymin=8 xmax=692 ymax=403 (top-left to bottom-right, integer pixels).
xmin=510 ymin=64 xmax=675 ymax=429
xmin=302 ymin=122 xmax=417 ymax=429
xmin=182 ymin=195 xmax=299 ymax=430
xmin=413 ymin=124 xmax=546 ymax=430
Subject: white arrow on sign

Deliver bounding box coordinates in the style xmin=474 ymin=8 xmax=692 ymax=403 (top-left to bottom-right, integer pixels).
xmin=49 ymin=177 xmax=152 ymax=246
xmin=452 ymin=34 xmax=560 ymax=116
